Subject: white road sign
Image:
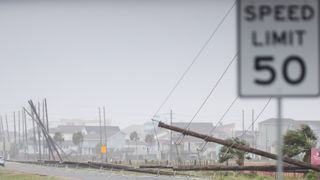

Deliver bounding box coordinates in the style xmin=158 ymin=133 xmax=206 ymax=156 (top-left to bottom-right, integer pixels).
xmin=238 ymin=0 xmax=320 ymax=97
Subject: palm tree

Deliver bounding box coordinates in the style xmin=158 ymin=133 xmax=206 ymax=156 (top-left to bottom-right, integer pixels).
xmin=130 ymin=131 xmax=139 ymax=141
xmin=53 ymin=132 xmax=64 ymax=146
xmin=72 ymin=131 xmax=84 ymax=159
xmin=144 ymin=134 xmax=154 ymax=156
xmin=283 ymin=124 xmax=317 ymax=163
xmin=130 ymin=131 xmax=139 ymax=160
xmin=218 ymin=137 xmax=250 ymax=166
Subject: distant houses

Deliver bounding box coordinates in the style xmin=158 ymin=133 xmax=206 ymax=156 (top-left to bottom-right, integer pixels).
xmin=257 ymin=118 xmax=320 ymax=154
xmin=2 ymin=118 xmax=320 ymax=162
xmin=49 ymin=125 xmax=126 ymax=159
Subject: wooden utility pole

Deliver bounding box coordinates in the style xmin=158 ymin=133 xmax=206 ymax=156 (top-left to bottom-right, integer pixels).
xmin=0 ymin=116 xmax=5 ymax=157
xmin=242 ymin=110 xmax=245 ymax=136
xmin=174 ymin=165 xmax=309 ymax=172
xmin=5 ymin=114 xmax=10 ymax=143
xmin=0 ymin=116 xmax=3 ymax=141
xmin=18 ymin=111 xmax=21 ymax=146
xmin=42 ymin=101 xmax=46 ymax=158
xmin=31 ymin=109 xmax=37 ymax=156
xmin=158 ymin=121 xmax=320 ymax=171
xmin=13 ymin=112 xmax=17 ymax=151
xmin=103 ymin=106 xmax=107 ymax=162
xmin=44 ymin=99 xmax=50 ymax=160
xmin=21 ymin=110 xmax=24 ymax=147
xmin=21 ymin=110 xmax=25 ymax=159
xmin=170 ymin=110 xmax=173 ymax=161
xmin=99 ymin=107 xmax=102 ymax=161
xmin=37 ymin=102 xmax=42 ymax=161
xmin=251 ymin=109 xmax=255 ymax=159
xmin=23 ymin=109 xmax=29 ymax=159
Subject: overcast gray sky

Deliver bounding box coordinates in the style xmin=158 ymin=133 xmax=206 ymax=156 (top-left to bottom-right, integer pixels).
xmin=0 ymin=0 xmax=319 ymax=130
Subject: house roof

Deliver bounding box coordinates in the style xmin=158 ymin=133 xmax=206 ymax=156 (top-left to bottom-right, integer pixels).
xmin=83 ymin=126 xmax=123 ymax=141
xmin=50 ymin=125 xmax=85 ymax=134
xmin=259 ymin=118 xmax=296 ymax=125
xmin=85 ymin=126 xmax=120 ymax=137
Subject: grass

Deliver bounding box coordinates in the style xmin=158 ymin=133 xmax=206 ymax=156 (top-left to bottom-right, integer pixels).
xmin=0 ymin=169 xmax=68 ymax=180
xmin=178 ymin=171 xmax=306 ymax=180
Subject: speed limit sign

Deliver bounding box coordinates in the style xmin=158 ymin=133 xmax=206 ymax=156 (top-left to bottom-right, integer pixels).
xmin=238 ymin=0 xmax=320 ymax=97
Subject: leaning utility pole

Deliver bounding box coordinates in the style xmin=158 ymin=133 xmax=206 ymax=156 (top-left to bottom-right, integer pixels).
xmin=158 ymin=121 xmax=320 ymax=171
xmin=27 ymin=100 xmax=62 ymax=162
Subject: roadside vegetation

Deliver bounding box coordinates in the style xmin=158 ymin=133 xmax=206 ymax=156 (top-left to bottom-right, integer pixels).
xmin=0 ymin=169 xmax=67 ymax=180
xmin=283 ymin=124 xmax=317 ymax=163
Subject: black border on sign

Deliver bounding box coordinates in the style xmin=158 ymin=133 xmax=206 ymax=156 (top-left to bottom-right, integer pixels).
xmin=237 ymin=0 xmax=320 ymax=98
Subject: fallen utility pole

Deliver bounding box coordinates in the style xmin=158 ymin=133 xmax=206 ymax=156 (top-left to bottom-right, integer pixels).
xmin=174 ymin=165 xmax=309 ymax=172
xmin=158 ymin=121 xmax=320 ymax=171
xmin=140 ymin=165 xmax=173 ymax=169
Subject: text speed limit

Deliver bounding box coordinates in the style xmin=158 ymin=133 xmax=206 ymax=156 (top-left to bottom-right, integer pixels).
xmin=238 ymin=0 xmax=320 ymax=97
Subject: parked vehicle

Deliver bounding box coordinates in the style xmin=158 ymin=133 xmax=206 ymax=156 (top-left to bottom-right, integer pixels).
xmin=0 ymin=156 xmax=5 ymax=167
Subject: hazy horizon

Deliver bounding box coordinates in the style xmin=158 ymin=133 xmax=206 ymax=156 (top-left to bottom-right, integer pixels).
xmin=1 ymin=0 xmax=320 ymax=132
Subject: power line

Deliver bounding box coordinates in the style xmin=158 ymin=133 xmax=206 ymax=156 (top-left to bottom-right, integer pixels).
xmin=151 ymin=1 xmax=237 ymax=149
xmin=221 ymin=97 xmax=272 ymax=158
xmin=198 ymin=96 xmax=239 ymax=151
xmin=151 ymin=0 xmax=236 ymax=118
xmin=176 ymin=53 xmax=238 ymax=145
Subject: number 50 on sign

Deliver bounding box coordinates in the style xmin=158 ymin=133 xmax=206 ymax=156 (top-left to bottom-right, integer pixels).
xmin=238 ymin=0 xmax=320 ymax=97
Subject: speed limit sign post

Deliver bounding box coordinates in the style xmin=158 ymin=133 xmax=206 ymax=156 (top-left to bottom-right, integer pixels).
xmin=238 ymin=0 xmax=319 ymax=179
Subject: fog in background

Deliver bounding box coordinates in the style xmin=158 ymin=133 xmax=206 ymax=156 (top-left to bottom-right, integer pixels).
xmin=0 ymin=0 xmax=318 ymax=130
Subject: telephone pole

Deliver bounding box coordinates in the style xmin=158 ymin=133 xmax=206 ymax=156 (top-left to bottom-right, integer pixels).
xmin=31 ymin=109 xmax=37 ymax=158
xmin=42 ymin=101 xmax=46 ymax=158
xmin=37 ymin=102 xmax=42 ymax=161
xmin=0 ymin=116 xmax=5 ymax=158
xmin=23 ymin=109 xmax=29 ymax=159
xmin=13 ymin=112 xmax=17 ymax=152
xmin=103 ymin=106 xmax=107 ymax=162
xmin=170 ymin=110 xmax=173 ymax=162
xmin=99 ymin=107 xmax=102 ymax=161
xmin=251 ymin=109 xmax=255 ymax=159
xmin=18 ymin=111 xmax=21 ymax=147
xmin=21 ymin=110 xmax=25 ymax=158
xmin=44 ymin=99 xmax=50 ymax=160
xmin=5 ymin=114 xmax=10 ymax=143
xmin=242 ymin=110 xmax=245 ymax=136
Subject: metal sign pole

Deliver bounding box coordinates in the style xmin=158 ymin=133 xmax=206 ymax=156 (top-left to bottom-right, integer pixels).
xmin=276 ymin=98 xmax=283 ymax=180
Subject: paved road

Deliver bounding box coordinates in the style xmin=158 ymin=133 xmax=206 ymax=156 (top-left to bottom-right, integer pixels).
xmin=2 ymin=162 xmax=205 ymax=180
